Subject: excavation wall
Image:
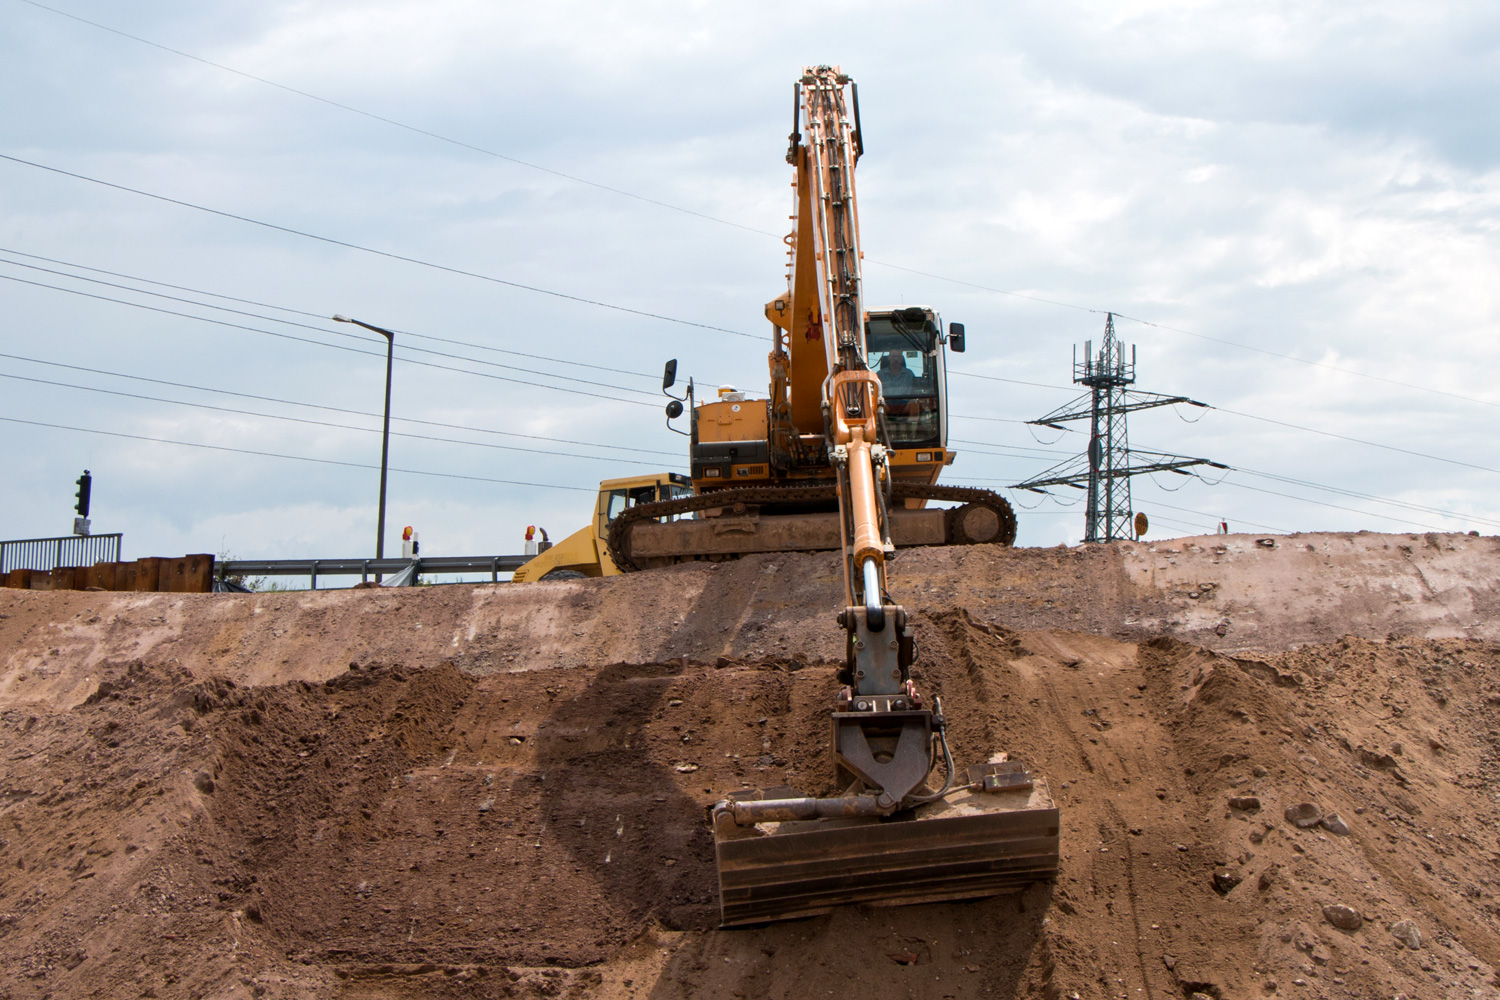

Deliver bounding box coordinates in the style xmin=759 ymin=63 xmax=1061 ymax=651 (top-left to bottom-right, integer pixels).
xmin=1 ymin=531 xmax=1498 ymax=999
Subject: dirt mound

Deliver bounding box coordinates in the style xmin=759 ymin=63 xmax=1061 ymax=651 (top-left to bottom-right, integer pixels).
xmin=5 ymin=599 xmax=1500 ymax=997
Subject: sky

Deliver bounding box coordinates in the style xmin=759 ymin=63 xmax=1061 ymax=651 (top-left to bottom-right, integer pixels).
xmin=3 ymin=0 xmax=1499 ymax=575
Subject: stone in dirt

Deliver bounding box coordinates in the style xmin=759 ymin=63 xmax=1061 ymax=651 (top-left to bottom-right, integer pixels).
xmin=1321 ymin=812 xmax=1350 ymax=835
xmin=1390 ymin=919 xmax=1423 ymax=949
xmin=1285 ymin=802 xmax=1323 ymax=828
xmin=1323 ymin=904 xmax=1363 ymax=931
xmin=1212 ymin=872 xmax=1243 ymax=896
xmin=1228 ymin=795 xmax=1261 ymax=812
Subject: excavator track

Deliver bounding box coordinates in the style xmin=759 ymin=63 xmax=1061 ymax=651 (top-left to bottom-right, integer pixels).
xmin=607 ymin=482 xmax=1016 ymax=572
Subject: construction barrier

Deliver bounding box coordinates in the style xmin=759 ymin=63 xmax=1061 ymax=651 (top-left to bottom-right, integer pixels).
xmin=1 ymin=554 xmax=215 ymax=593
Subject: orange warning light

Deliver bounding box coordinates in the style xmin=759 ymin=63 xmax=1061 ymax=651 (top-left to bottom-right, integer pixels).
xmin=525 ymin=525 xmax=535 ymax=541
xmin=402 ymin=526 xmax=413 ymax=541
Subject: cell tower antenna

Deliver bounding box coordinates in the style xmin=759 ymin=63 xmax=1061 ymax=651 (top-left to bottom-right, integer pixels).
xmin=1015 ymin=313 xmax=1227 ymax=541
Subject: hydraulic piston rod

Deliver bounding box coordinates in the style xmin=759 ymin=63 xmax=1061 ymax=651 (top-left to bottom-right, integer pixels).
xmin=861 ymin=557 xmax=884 ymax=631
xmin=717 ymin=794 xmax=889 ymax=826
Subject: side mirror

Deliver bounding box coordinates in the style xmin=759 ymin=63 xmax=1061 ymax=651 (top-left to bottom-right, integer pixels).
xmin=665 ymin=399 xmax=684 ymax=419
xmin=662 ymin=358 xmax=678 ymax=391
xmin=948 ymin=322 xmax=965 ymax=353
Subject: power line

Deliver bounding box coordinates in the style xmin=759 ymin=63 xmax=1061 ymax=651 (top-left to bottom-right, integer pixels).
xmin=1148 ymin=514 xmax=1219 ymax=534
xmin=950 ymin=437 xmax=1072 ymax=457
xmin=0 ymin=245 xmax=661 ymax=381
xmin=1107 ymin=310 xmax=1500 ymax=411
xmin=19 ymin=249 xmax=1479 ymax=489
xmin=0 ymin=152 xmax=762 ymax=341
xmin=1201 ymin=475 xmax=1456 ymax=533
xmin=2 ymin=269 xmax=1166 ymax=471
xmin=948 ymin=413 xmax=1046 ymax=426
xmin=1211 ymin=405 xmax=1500 ymax=477
xmin=949 ymin=370 xmax=1075 ymax=392
xmin=0 ymin=370 xmax=679 ymax=468
xmin=0 ymin=351 xmax=680 ymax=457
xmin=0 ymin=414 xmax=595 ymax=491
xmin=0 ymin=272 xmax=660 ymax=407
xmin=1229 ymin=465 xmax=1500 ymax=531
xmin=954 ymin=445 xmax=1079 ymax=463
xmin=4 ymin=68 xmax=1487 ymax=480
xmin=963 ymin=438 xmax=1480 ymax=532
xmin=0 ymin=257 xmax=659 ymax=397
xmin=885 ymin=262 xmax=1500 ymax=413
xmin=12 ymin=0 xmax=781 ymax=240
xmin=1134 ymin=497 xmax=1285 ymax=534
xmin=978 ymin=485 xmax=1284 ymax=534
xmin=22 ymin=0 xmax=1497 ymax=414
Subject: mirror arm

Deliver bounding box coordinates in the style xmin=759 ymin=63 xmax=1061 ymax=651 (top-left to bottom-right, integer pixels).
xmin=664 ymin=377 xmax=693 ymax=436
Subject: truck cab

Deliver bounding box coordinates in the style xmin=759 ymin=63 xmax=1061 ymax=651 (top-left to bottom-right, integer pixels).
xmin=511 ymin=472 xmax=693 ymax=582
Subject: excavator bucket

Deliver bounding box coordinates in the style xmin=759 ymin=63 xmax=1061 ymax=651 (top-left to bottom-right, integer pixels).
xmin=712 ymin=764 xmax=1059 ymax=928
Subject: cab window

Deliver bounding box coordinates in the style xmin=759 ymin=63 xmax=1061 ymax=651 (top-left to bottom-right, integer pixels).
xmin=604 ymin=484 xmax=680 ymax=523
xmin=866 ymin=316 xmax=941 ymax=448
xmin=604 ymin=489 xmax=630 ymax=522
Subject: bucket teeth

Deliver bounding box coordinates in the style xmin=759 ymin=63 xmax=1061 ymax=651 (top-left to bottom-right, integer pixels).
xmin=712 ymin=776 xmax=1059 ymax=928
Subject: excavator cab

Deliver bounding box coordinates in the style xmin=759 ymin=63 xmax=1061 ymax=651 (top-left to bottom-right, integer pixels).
xmin=866 ymin=306 xmax=949 ymax=452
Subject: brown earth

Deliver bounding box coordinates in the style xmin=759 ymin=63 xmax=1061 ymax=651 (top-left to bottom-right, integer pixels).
xmin=2 ymin=532 xmax=1499 ymax=998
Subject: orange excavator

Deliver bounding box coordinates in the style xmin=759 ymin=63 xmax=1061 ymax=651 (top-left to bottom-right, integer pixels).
xmin=616 ymin=66 xmax=1059 ymax=927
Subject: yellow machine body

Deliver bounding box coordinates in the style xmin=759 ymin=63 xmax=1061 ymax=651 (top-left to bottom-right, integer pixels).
xmin=510 ymin=473 xmax=692 ymax=582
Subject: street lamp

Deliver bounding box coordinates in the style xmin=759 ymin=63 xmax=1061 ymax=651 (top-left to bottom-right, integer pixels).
xmin=333 ymin=314 xmax=396 ymax=579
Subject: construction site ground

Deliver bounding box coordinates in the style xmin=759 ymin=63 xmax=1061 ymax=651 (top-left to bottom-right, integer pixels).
xmin=3 ymin=530 xmax=1500 ymax=999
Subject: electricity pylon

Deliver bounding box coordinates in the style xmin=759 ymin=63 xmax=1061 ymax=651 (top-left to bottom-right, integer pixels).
xmin=1014 ymin=313 xmax=1226 ymax=542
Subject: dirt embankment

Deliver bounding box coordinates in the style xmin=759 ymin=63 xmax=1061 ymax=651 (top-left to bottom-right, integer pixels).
xmin=2 ymin=532 xmax=1500 ymax=998
xmin=3 ymin=532 xmax=1497 ymax=711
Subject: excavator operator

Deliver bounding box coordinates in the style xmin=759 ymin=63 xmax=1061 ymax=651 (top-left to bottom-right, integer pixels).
xmin=875 ymin=350 xmax=937 ymax=439
xmin=877 ymin=351 xmax=921 ymax=395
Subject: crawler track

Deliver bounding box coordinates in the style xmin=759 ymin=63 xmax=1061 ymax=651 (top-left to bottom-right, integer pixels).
xmin=607 ymin=482 xmax=1016 ymax=571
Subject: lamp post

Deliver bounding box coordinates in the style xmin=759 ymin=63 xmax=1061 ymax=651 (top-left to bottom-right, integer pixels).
xmin=333 ymin=314 xmax=396 ymax=579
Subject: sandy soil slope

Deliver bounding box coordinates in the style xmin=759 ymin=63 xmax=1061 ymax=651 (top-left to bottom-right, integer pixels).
xmin=1 ymin=532 xmax=1498 ymax=998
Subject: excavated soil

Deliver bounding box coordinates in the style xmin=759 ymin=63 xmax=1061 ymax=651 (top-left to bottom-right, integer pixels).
xmin=3 ymin=534 xmax=1500 ymax=998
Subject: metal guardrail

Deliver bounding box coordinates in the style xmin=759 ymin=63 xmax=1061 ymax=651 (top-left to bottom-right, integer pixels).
xmin=0 ymin=533 xmax=123 ymax=574
xmin=219 ymin=554 xmax=529 ymax=589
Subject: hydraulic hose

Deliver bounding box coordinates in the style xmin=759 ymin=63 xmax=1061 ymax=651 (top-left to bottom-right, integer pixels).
xmin=907 ymin=723 xmax=957 ymax=806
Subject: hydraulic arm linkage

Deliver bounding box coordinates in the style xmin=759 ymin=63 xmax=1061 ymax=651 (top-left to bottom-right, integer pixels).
xmin=709 ymin=66 xmax=1058 ymax=929
xmin=721 ymin=65 xmax=939 ymax=824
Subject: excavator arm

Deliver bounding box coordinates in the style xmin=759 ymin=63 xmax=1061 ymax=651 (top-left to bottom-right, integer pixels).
xmin=794 ymin=66 xmax=890 ymax=621
xmin=709 ymin=67 xmax=1058 ymax=928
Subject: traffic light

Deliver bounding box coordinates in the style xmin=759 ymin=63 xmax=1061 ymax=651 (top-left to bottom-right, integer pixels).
xmin=74 ymin=470 xmax=92 ymax=518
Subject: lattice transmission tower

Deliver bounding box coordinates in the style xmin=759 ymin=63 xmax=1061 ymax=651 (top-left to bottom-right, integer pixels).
xmin=1015 ymin=313 xmax=1227 ymax=542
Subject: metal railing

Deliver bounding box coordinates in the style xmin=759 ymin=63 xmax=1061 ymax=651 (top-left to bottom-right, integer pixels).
xmin=218 ymin=554 xmax=529 ymax=589
xmin=0 ymin=533 xmax=123 ymax=574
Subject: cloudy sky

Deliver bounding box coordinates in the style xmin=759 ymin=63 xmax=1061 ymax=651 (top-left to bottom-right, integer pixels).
xmin=3 ymin=0 xmax=1498 ymax=573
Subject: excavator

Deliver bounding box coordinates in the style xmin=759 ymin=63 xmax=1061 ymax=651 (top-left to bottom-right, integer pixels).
xmin=517 ymin=66 xmax=1059 ymax=926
